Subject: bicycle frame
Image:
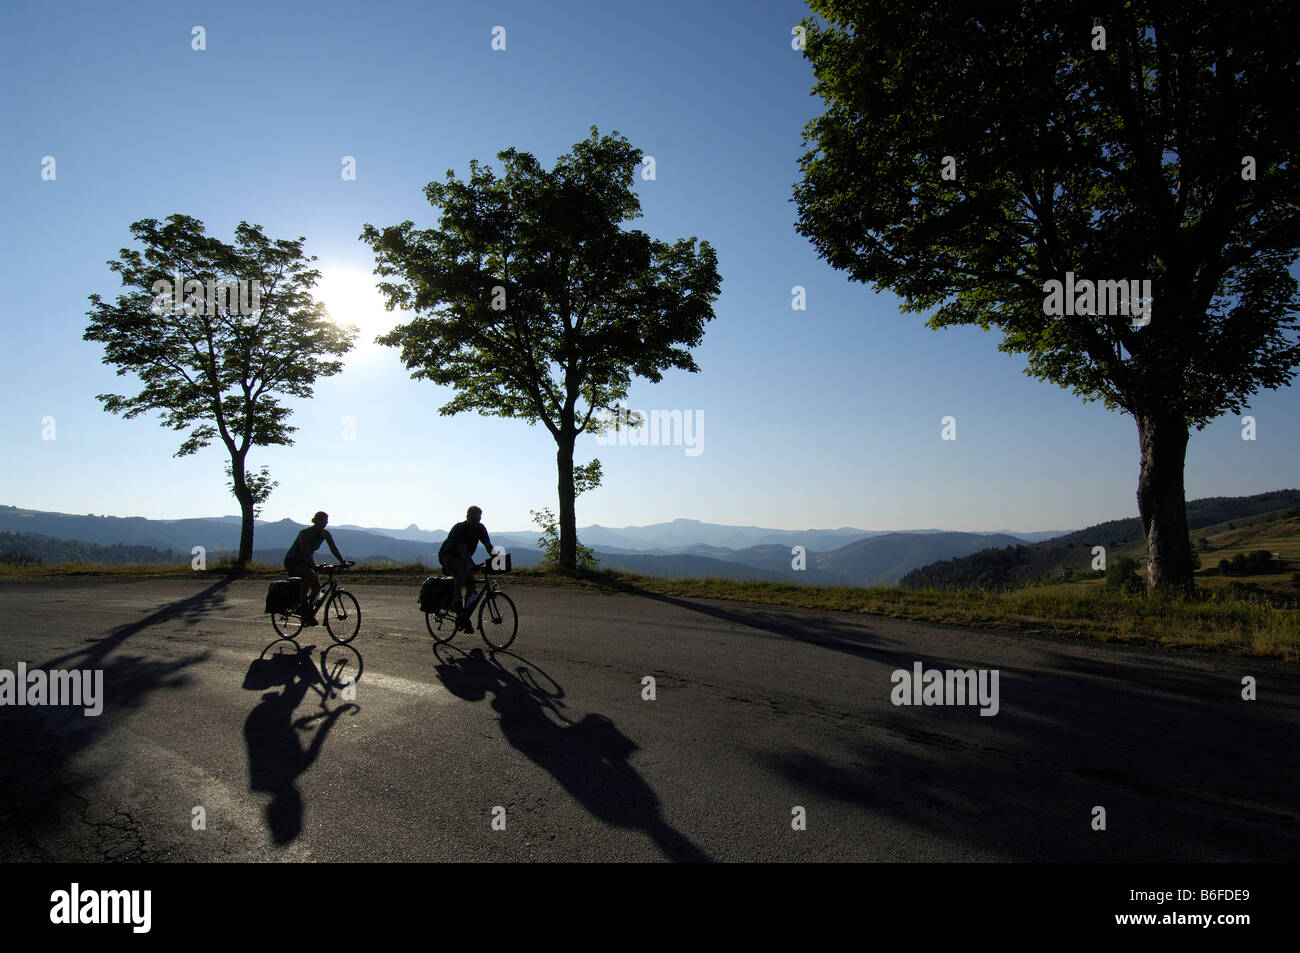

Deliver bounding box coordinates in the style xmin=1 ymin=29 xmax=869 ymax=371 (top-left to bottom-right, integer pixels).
xmin=306 ymin=565 xmax=343 ymax=613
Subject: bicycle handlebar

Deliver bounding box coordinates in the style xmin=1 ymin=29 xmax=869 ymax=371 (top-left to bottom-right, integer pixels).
xmin=315 ymin=561 xmax=355 ymax=571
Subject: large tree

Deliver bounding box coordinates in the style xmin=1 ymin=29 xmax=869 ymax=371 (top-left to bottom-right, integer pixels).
xmin=85 ymin=214 xmax=355 ymax=565
xmin=794 ymin=1 xmax=1300 ymax=593
xmin=362 ymin=128 xmax=721 ymax=569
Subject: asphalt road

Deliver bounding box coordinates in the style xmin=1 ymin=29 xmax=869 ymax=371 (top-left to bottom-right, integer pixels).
xmin=0 ymin=575 xmax=1295 ymax=862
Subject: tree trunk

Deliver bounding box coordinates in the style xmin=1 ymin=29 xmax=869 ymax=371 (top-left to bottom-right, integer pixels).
xmin=556 ymin=432 xmax=577 ymax=570
xmin=1135 ymin=410 xmax=1195 ymax=594
xmin=230 ymin=452 xmax=255 ymax=567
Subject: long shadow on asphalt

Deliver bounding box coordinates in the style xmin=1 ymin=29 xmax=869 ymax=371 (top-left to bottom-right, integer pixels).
xmin=0 ymin=575 xmax=230 ymax=859
xmin=243 ymin=643 xmax=359 ymax=845
xmin=616 ymin=588 xmax=1300 ymax=860
xmin=434 ymin=645 xmax=711 ymax=862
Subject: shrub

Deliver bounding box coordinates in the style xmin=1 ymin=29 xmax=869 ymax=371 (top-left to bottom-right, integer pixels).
xmin=1105 ymin=556 xmax=1144 ymax=594
xmin=530 ymin=507 xmax=598 ymax=571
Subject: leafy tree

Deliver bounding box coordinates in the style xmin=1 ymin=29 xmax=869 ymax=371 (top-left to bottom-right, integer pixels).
xmin=794 ymin=2 xmax=1300 ymax=593
xmin=363 ymin=129 xmax=721 ymax=569
xmin=85 ymin=215 xmax=356 ymax=565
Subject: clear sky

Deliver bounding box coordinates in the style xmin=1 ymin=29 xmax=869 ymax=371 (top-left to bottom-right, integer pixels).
xmin=1 ymin=0 xmax=1295 ymax=537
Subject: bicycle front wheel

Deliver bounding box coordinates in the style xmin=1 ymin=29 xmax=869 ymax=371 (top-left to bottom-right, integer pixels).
xmin=325 ymin=590 xmax=361 ymax=644
xmin=478 ymin=590 xmax=517 ymax=650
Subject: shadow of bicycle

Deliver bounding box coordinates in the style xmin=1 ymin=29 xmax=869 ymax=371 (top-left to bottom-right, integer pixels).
xmin=242 ymin=642 xmax=360 ymax=845
xmin=432 ymin=645 xmax=710 ymax=862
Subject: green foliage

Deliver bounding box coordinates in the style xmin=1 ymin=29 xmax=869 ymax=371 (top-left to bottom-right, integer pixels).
xmin=226 ymin=463 xmax=278 ymax=518
xmin=1105 ymin=556 xmax=1145 ymax=594
xmin=1218 ymin=550 xmax=1281 ymax=576
xmin=574 ymin=459 xmax=602 ymax=497
xmin=85 ymin=215 xmax=356 ymax=457
xmin=531 ymin=507 xmax=598 ymax=571
xmin=795 ymin=2 xmax=1300 ymax=426
xmin=363 ymin=128 xmax=720 ymax=435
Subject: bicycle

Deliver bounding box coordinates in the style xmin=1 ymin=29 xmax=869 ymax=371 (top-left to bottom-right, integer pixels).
xmin=271 ymin=562 xmax=360 ymax=644
xmin=425 ymin=559 xmax=517 ymax=650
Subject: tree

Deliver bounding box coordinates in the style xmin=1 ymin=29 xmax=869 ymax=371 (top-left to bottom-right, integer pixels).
xmin=794 ymin=1 xmax=1300 ymax=594
xmin=85 ymin=215 xmax=356 ymax=565
xmin=362 ymin=129 xmax=721 ymax=569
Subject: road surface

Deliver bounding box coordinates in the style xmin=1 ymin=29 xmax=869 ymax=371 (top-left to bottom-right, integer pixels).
xmin=0 ymin=575 xmax=1295 ymax=861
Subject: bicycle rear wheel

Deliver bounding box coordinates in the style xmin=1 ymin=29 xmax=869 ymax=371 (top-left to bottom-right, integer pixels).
xmin=325 ymin=590 xmax=361 ymax=644
xmin=425 ymin=608 xmax=457 ymax=643
xmin=272 ymin=608 xmax=303 ymax=639
xmin=478 ymin=590 xmax=517 ymax=650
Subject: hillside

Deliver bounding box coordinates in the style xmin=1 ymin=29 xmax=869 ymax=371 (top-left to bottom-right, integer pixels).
xmin=0 ymin=530 xmax=183 ymax=566
xmin=901 ymin=491 xmax=1300 ymax=595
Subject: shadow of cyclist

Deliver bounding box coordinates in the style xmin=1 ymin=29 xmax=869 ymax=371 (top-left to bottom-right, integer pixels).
xmin=243 ymin=645 xmax=358 ymax=845
xmin=434 ymin=646 xmax=710 ymax=862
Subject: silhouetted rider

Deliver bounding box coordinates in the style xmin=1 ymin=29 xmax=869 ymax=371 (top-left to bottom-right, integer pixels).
xmin=283 ymin=511 xmax=346 ymax=626
xmin=439 ymin=505 xmax=494 ymax=632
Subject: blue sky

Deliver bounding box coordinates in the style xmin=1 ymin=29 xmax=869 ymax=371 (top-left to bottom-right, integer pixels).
xmin=1 ymin=0 xmax=1295 ymax=538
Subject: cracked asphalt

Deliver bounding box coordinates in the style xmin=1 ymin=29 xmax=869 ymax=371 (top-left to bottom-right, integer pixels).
xmin=0 ymin=575 xmax=1296 ymax=862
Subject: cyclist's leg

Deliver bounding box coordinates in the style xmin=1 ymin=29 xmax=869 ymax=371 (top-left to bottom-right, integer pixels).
xmin=285 ymin=559 xmax=310 ymax=607
xmin=451 ymin=558 xmax=471 ymax=610
xmin=306 ymin=567 xmax=321 ymax=607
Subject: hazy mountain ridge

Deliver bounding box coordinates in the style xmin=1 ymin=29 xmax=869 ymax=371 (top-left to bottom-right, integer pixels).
xmin=11 ymin=500 xmax=1288 ymax=586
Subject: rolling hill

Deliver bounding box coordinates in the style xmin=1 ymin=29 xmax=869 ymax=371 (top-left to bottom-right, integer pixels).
xmin=900 ymin=491 xmax=1300 ymax=592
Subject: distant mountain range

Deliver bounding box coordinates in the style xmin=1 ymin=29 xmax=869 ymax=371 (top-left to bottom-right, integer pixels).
xmin=7 ymin=494 xmax=1292 ymax=590
xmin=0 ymin=505 xmax=1063 ymax=583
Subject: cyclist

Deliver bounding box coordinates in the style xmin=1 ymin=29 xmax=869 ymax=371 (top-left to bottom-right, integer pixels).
xmin=439 ymin=506 xmax=494 ymax=632
xmin=283 ymin=511 xmax=347 ymax=626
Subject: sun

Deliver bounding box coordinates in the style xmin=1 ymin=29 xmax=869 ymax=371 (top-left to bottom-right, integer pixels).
xmin=314 ymin=266 xmax=395 ymax=344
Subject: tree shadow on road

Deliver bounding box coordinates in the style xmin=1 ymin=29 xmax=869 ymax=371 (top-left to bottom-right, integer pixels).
xmin=612 ymin=586 xmax=917 ymax=665
xmin=243 ymin=643 xmax=358 ymax=845
xmin=433 ymin=645 xmax=710 ymax=862
xmin=609 ymin=586 xmax=1300 ymax=860
xmin=0 ymin=576 xmax=229 ymax=859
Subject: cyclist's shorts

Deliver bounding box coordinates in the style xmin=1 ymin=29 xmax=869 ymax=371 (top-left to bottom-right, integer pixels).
xmin=284 ymin=558 xmax=314 ymax=577
xmin=440 ymin=555 xmax=468 ymax=578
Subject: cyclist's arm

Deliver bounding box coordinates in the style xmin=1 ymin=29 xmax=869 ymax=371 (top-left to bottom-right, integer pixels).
xmin=477 ymin=525 xmax=493 ymax=561
xmin=324 ymin=530 xmax=345 ymax=563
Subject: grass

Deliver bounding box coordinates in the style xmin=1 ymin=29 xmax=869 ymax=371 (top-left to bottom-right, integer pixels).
xmin=3 ymin=558 xmax=1294 ymax=661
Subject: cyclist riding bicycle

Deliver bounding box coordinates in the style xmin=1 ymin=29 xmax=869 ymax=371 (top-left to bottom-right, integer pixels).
xmin=439 ymin=506 xmax=494 ymax=633
xmin=283 ymin=511 xmax=348 ymax=627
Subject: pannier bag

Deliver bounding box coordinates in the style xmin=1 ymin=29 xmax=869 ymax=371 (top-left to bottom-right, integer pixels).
xmin=266 ymin=578 xmax=302 ymax=614
xmin=419 ymin=576 xmax=455 ymax=613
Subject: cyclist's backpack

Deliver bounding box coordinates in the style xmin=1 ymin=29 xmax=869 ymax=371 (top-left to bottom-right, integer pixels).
xmin=418 ymin=576 xmax=454 ymax=613
xmin=266 ymin=579 xmax=302 ymax=614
